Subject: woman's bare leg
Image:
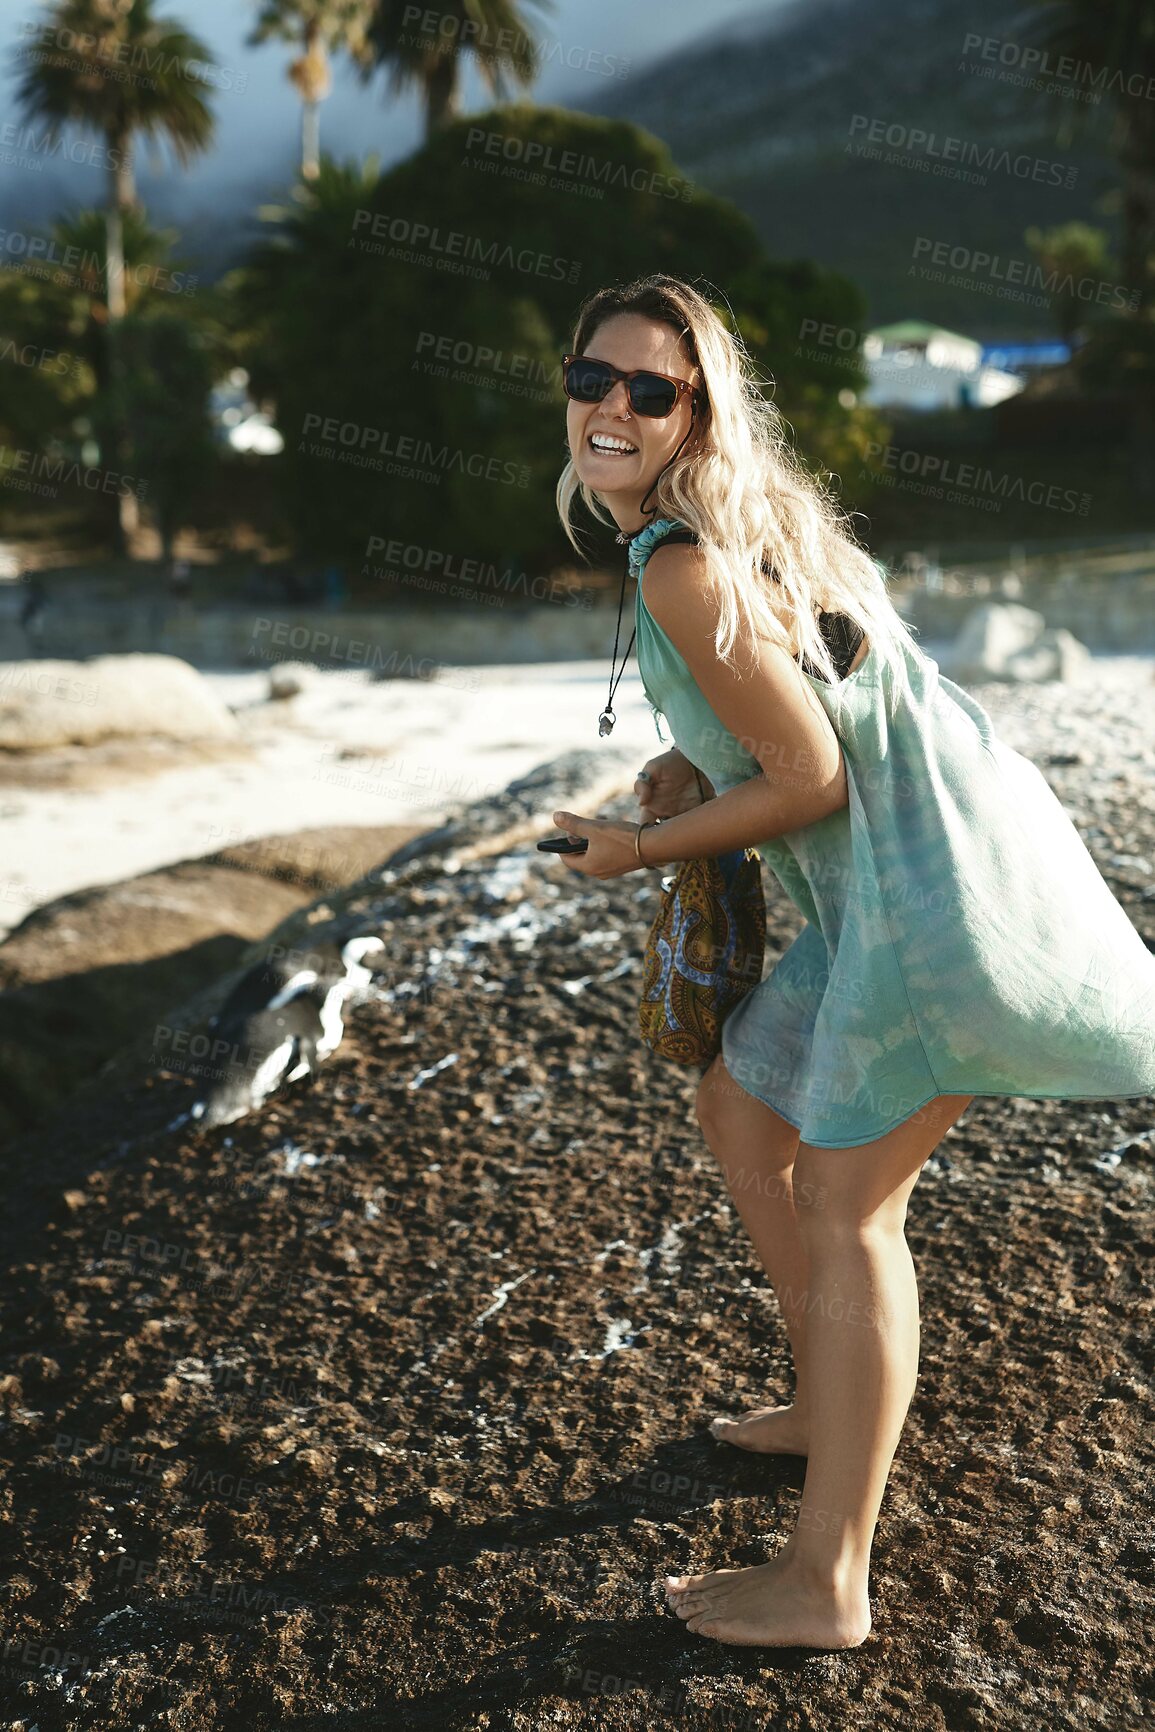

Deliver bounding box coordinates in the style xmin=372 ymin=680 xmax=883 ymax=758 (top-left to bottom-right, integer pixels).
xmin=695 ymin=1054 xmax=808 ymax=1452
xmin=666 ymin=1090 xmax=974 ymax=1648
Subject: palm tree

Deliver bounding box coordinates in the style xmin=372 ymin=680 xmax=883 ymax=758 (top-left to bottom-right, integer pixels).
xmin=356 ymin=0 xmax=557 ymax=142
xmin=248 ymin=1 xmax=374 ymax=180
xmin=1025 ymin=0 xmax=1155 ymax=310
xmin=11 ymin=0 xmax=215 ymax=547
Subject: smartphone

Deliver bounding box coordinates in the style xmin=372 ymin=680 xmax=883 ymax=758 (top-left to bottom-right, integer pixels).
xmin=536 ymin=835 xmax=589 ymax=854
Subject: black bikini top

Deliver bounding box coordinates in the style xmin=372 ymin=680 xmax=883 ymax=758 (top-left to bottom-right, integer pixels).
xmin=648 ymin=527 xmax=865 ymax=685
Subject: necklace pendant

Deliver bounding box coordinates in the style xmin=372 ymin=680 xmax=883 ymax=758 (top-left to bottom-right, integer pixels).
xmin=598 ymin=708 xmax=615 ymax=737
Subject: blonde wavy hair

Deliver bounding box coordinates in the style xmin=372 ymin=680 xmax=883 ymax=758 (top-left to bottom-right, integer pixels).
xmin=556 ymin=271 xmax=919 ymax=689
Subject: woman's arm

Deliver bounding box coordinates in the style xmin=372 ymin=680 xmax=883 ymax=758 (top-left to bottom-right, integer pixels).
xmin=639 ymin=771 xmax=818 ymax=866
xmin=637 ymin=543 xmax=848 ymax=865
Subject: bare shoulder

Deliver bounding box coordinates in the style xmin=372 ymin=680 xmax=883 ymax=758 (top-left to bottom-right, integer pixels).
xmin=642 ymin=539 xmax=797 ymax=651
xmin=637 ymin=539 xmax=846 ymax=799
xmin=641 ymin=538 xmax=711 ymax=619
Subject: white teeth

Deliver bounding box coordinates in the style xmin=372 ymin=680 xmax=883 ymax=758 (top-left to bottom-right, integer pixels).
xmin=590 ymin=434 xmax=638 ymax=454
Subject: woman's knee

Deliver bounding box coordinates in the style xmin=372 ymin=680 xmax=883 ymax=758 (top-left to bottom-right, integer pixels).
xmin=793 ymin=1183 xmax=911 ymax=1249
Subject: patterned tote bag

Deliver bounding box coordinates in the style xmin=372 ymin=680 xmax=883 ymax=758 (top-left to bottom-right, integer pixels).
xmin=638 ymin=846 xmax=766 ymax=1069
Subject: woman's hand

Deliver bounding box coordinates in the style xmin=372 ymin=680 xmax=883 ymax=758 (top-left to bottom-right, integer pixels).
xmin=547 ymin=752 xmax=712 ymax=878
xmin=549 ymin=810 xmax=654 ymax=879
xmin=634 ymin=747 xmax=713 ymax=820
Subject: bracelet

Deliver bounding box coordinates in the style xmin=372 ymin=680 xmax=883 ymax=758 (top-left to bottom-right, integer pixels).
xmin=636 ymin=766 xmax=707 ymax=867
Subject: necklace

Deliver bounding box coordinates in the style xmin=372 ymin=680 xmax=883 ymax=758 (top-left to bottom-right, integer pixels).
xmin=598 ymin=520 xmax=650 ymax=737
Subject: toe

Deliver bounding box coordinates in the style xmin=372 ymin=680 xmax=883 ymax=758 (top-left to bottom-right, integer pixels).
xmin=686 ymin=1613 xmax=720 ymax=1638
xmin=673 ymin=1593 xmax=704 ymax=1615
xmin=683 ymin=1589 xmax=725 ymax=1616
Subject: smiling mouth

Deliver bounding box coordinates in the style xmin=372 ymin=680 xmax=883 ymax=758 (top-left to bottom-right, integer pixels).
xmin=587 ymin=433 xmax=639 ymax=456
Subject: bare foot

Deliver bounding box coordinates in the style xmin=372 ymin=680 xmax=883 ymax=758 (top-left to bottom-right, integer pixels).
xmin=662 ymin=1554 xmax=871 ymax=1649
xmin=708 ymin=1402 xmax=808 ymax=1456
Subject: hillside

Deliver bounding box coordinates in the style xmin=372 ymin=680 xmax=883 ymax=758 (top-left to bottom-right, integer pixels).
xmin=578 ymin=0 xmax=1121 ymax=337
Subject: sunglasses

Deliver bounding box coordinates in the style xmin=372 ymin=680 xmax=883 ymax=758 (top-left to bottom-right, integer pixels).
xmin=561 ymin=352 xmax=704 ymax=419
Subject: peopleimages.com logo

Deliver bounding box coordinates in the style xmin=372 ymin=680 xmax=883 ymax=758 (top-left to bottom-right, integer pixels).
xmin=847 ymin=114 xmax=1077 ymax=189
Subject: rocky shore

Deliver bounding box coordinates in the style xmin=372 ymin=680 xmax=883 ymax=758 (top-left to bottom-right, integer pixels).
xmin=0 ymin=658 xmax=1152 ymax=1730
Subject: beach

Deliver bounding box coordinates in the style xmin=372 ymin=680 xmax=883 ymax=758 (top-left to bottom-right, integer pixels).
xmin=0 ymin=643 xmax=1152 ymax=1727
xmin=2 ymin=644 xmax=1152 ymax=939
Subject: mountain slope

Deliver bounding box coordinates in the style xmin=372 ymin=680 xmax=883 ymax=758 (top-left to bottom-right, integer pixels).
xmin=576 ymin=0 xmax=1121 ymax=337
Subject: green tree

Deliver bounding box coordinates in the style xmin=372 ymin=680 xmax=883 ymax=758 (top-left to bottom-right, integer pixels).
xmin=226 ymin=107 xmax=880 ymax=578
xmin=0 ymin=209 xmax=221 ymax=546
xmin=117 ymin=312 xmax=218 ymax=560
xmin=730 ymin=254 xmax=884 ymax=485
xmin=1025 ymin=0 xmax=1155 ymax=309
xmin=355 ymin=0 xmax=557 ymax=141
xmin=1025 ymin=221 xmax=1117 ymax=340
xmin=0 ymin=268 xmax=93 ymax=461
xmin=11 ymin=0 xmax=216 ymax=547
xmin=248 ymin=0 xmax=373 ymax=180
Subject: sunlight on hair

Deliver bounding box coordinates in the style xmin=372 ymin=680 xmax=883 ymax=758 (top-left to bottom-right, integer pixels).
xmin=557 ymin=272 xmax=919 ymax=688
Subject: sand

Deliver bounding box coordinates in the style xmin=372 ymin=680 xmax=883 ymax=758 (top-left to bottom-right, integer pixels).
xmin=2 ymin=645 xmax=1153 ymax=945
xmin=0 ymin=659 xmax=677 ymax=940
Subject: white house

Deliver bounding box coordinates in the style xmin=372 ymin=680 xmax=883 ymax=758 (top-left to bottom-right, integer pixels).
xmin=861 ymin=320 xmax=1025 ymax=411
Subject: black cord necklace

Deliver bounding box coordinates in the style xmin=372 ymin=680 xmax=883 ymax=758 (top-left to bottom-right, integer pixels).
xmin=597 ymin=520 xmax=649 ymax=737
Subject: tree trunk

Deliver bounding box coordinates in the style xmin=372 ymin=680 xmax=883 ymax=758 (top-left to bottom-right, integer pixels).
xmin=302 ymin=99 xmax=320 ymax=179
xmin=292 ymin=18 xmax=329 ymax=180
xmin=104 ymin=135 xmax=139 ymax=554
xmin=105 ymin=206 xmax=126 ymax=321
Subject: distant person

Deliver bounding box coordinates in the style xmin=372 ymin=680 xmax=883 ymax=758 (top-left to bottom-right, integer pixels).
xmin=18 ymin=571 xmax=46 ymax=652
xmin=168 ymin=557 xmax=192 ymax=604
xmin=544 ymin=272 xmax=1155 ymax=1650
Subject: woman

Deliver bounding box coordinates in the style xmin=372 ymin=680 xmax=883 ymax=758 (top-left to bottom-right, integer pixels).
xmin=547 ymin=272 xmax=1155 ymax=1650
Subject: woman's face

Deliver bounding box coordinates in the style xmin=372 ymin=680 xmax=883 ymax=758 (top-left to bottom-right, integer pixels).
xmin=566 ymin=312 xmax=700 ymax=527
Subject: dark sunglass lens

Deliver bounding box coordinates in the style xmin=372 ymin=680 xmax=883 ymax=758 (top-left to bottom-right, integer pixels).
xmin=630 ymin=373 xmax=679 ymax=416
xmin=566 ymin=358 xmax=612 ymax=402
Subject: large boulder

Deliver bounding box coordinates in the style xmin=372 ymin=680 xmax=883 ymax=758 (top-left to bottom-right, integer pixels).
xmin=1003 ymin=627 xmax=1091 ymax=684
xmin=939 ymin=603 xmax=1092 ymax=684
xmin=0 ymin=653 xmax=238 ymax=749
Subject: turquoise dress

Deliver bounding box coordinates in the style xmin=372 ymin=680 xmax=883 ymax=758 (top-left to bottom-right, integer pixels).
xmin=630 ymin=516 xmax=1155 ymax=1148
